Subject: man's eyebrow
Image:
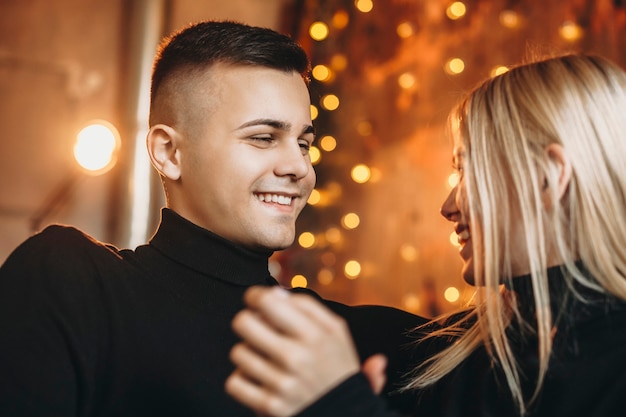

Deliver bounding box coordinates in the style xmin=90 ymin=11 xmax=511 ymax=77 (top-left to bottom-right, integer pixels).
xmin=236 ymin=119 xmax=291 ymax=131
xmin=236 ymin=119 xmax=315 ymax=136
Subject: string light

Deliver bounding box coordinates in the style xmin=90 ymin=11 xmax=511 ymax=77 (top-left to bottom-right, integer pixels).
xmin=291 ymin=274 xmax=308 ymax=288
xmin=351 ymin=164 xmax=371 ymax=183
xmin=73 ymin=120 xmax=120 ymax=175
xmin=309 ymin=21 xmax=329 ymax=41
xmin=499 ymin=10 xmax=521 ymax=28
xmin=402 ymin=293 xmax=420 ymax=312
xmin=446 ymin=2 xmax=467 ymax=20
xmin=310 ymin=104 xmax=319 ymax=120
xmin=447 ymin=172 xmax=459 ymax=188
xmin=449 ymin=231 xmax=461 ymax=247
xmin=317 ymin=268 xmax=335 ymax=285
xmin=298 ymin=232 xmax=316 ymax=248
xmin=325 ymin=227 xmax=342 ymax=243
xmin=332 ymin=9 xmax=350 ymax=29
xmin=444 ymin=286 xmax=460 ymax=302
xmin=309 ymin=145 xmax=321 ymax=165
xmin=355 ymin=0 xmax=373 ymax=13
xmin=445 ymin=58 xmax=465 ymax=75
xmin=321 ymin=94 xmax=340 ymax=111
xmin=396 ymin=21 xmax=414 ymax=38
xmin=400 ymin=244 xmax=418 ymax=262
xmin=341 ymin=212 xmax=360 ymax=229
xmin=559 ymin=21 xmax=583 ymax=41
xmin=319 ymin=135 xmax=337 ymax=151
xmin=344 ymin=260 xmax=361 ymax=279
xmin=312 ymin=64 xmax=333 ymax=82
xmin=490 ymin=65 xmax=509 ymax=77
xmin=331 ymin=54 xmax=348 ymax=71
xmin=307 ymin=189 xmax=321 ymax=205
xmin=398 ymin=72 xmax=417 ymax=89
xmin=356 ymin=120 xmax=373 ymax=136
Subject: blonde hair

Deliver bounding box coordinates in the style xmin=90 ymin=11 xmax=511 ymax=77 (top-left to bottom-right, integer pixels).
xmin=406 ymin=54 xmax=626 ymax=415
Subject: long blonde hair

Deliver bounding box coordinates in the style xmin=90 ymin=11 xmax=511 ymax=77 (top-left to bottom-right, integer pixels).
xmin=406 ymin=54 xmax=626 ymax=415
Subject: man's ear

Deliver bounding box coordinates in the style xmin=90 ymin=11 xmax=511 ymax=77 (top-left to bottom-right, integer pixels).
xmin=147 ymin=124 xmax=182 ymax=180
xmin=544 ymin=143 xmax=573 ymax=201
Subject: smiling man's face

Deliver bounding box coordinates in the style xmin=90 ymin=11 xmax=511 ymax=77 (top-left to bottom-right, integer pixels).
xmin=168 ymin=64 xmax=316 ymax=251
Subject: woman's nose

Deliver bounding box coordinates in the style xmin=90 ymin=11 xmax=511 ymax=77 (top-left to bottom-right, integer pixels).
xmin=440 ymin=186 xmax=460 ymax=221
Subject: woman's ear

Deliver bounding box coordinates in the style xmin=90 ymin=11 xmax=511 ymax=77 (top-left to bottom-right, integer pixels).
xmin=544 ymin=143 xmax=573 ymax=201
xmin=147 ymin=124 xmax=182 ymax=180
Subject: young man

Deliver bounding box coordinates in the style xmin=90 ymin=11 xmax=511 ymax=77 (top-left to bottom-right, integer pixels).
xmin=0 ymin=21 xmax=434 ymax=416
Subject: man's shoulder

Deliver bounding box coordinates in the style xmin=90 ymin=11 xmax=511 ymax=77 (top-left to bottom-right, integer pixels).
xmin=0 ymin=224 xmax=127 ymax=288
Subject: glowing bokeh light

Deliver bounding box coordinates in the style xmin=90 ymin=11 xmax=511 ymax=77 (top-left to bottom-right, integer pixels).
xmin=344 ymin=260 xmax=361 ymax=279
xmin=317 ymin=268 xmax=334 ymax=285
xmin=73 ymin=121 xmax=120 ymax=175
xmin=332 ymin=9 xmax=350 ymax=29
xmin=491 ymin=65 xmax=509 ymax=77
xmin=308 ymin=189 xmax=321 ymax=205
xmin=499 ymin=10 xmax=520 ymax=28
xmin=351 ymin=164 xmax=371 ymax=183
xmin=355 ymin=0 xmax=373 ymax=13
xmin=325 ymin=227 xmax=342 ymax=243
xmin=444 ymin=286 xmax=460 ymax=302
xmin=396 ymin=21 xmax=414 ymax=38
xmin=449 ymin=231 xmax=461 ymax=247
xmin=312 ymin=64 xmax=332 ymax=82
xmin=398 ymin=72 xmax=417 ymax=89
xmin=309 ymin=21 xmax=329 ymax=41
xmin=291 ymin=274 xmax=308 ymax=288
xmin=321 ymin=94 xmax=340 ymax=111
xmin=446 ymin=2 xmax=467 ymax=20
xmin=298 ymin=232 xmax=316 ymax=248
xmin=445 ymin=58 xmax=465 ymax=75
xmin=448 ymin=172 xmax=459 ymax=188
xmin=319 ymin=135 xmax=337 ymax=152
xmin=400 ymin=244 xmax=418 ymax=262
xmin=342 ymin=212 xmax=360 ymax=229
xmin=309 ymin=145 xmax=321 ymax=165
xmin=559 ymin=21 xmax=583 ymax=41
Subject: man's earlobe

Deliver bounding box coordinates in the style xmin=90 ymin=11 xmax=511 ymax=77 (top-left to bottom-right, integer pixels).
xmin=147 ymin=124 xmax=182 ymax=180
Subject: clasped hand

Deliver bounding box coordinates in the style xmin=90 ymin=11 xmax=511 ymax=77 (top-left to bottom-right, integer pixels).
xmin=225 ymin=286 xmax=387 ymax=417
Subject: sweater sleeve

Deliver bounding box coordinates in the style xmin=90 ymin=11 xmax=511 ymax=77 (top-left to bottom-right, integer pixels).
xmin=296 ymin=373 xmax=404 ymax=417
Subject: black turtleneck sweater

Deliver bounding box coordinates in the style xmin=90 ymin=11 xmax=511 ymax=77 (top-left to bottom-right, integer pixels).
xmin=0 ymin=208 xmax=432 ymax=416
xmin=297 ymin=266 xmax=626 ymax=417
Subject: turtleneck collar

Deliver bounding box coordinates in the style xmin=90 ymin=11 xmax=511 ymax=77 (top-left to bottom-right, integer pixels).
xmin=148 ymin=208 xmax=275 ymax=287
xmin=505 ymin=264 xmax=625 ymax=331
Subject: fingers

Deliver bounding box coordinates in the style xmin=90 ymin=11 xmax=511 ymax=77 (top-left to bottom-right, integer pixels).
xmin=362 ymin=354 xmax=388 ymax=394
xmin=243 ymin=286 xmax=348 ymax=340
xmin=229 ymin=342 xmax=285 ymax=391
xmin=225 ymin=370 xmax=286 ymax=417
xmin=231 ymin=309 xmax=292 ymax=364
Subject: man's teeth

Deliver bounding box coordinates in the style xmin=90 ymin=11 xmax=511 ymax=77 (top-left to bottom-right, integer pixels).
xmin=256 ymin=194 xmax=292 ymax=205
xmin=458 ymin=229 xmax=470 ymax=243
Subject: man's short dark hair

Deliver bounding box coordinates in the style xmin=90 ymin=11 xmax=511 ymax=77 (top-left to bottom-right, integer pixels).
xmin=150 ymin=20 xmax=311 ymax=104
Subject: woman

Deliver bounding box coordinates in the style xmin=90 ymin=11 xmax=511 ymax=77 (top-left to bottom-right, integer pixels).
xmin=225 ymin=53 xmax=626 ymax=417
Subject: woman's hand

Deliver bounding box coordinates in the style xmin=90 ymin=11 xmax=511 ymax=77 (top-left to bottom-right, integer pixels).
xmin=225 ymin=286 xmax=361 ymax=416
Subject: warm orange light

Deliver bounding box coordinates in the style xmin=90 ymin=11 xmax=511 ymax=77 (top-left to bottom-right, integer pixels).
xmin=73 ymin=120 xmax=120 ymax=175
xmin=309 ymin=146 xmax=321 ymax=165
xmin=291 ymin=275 xmax=308 ymax=288
xmin=319 ymin=135 xmax=337 ymax=152
xmin=344 ymin=260 xmax=361 ymax=279
xmin=351 ymin=164 xmax=371 ymax=183
xmin=309 ymin=21 xmax=329 ymax=41
xmin=355 ymin=0 xmax=374 ymax=13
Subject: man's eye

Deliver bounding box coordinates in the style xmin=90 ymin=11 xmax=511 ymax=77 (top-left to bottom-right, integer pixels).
xmin=251 ymin=136 xmax=273 ymax=142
